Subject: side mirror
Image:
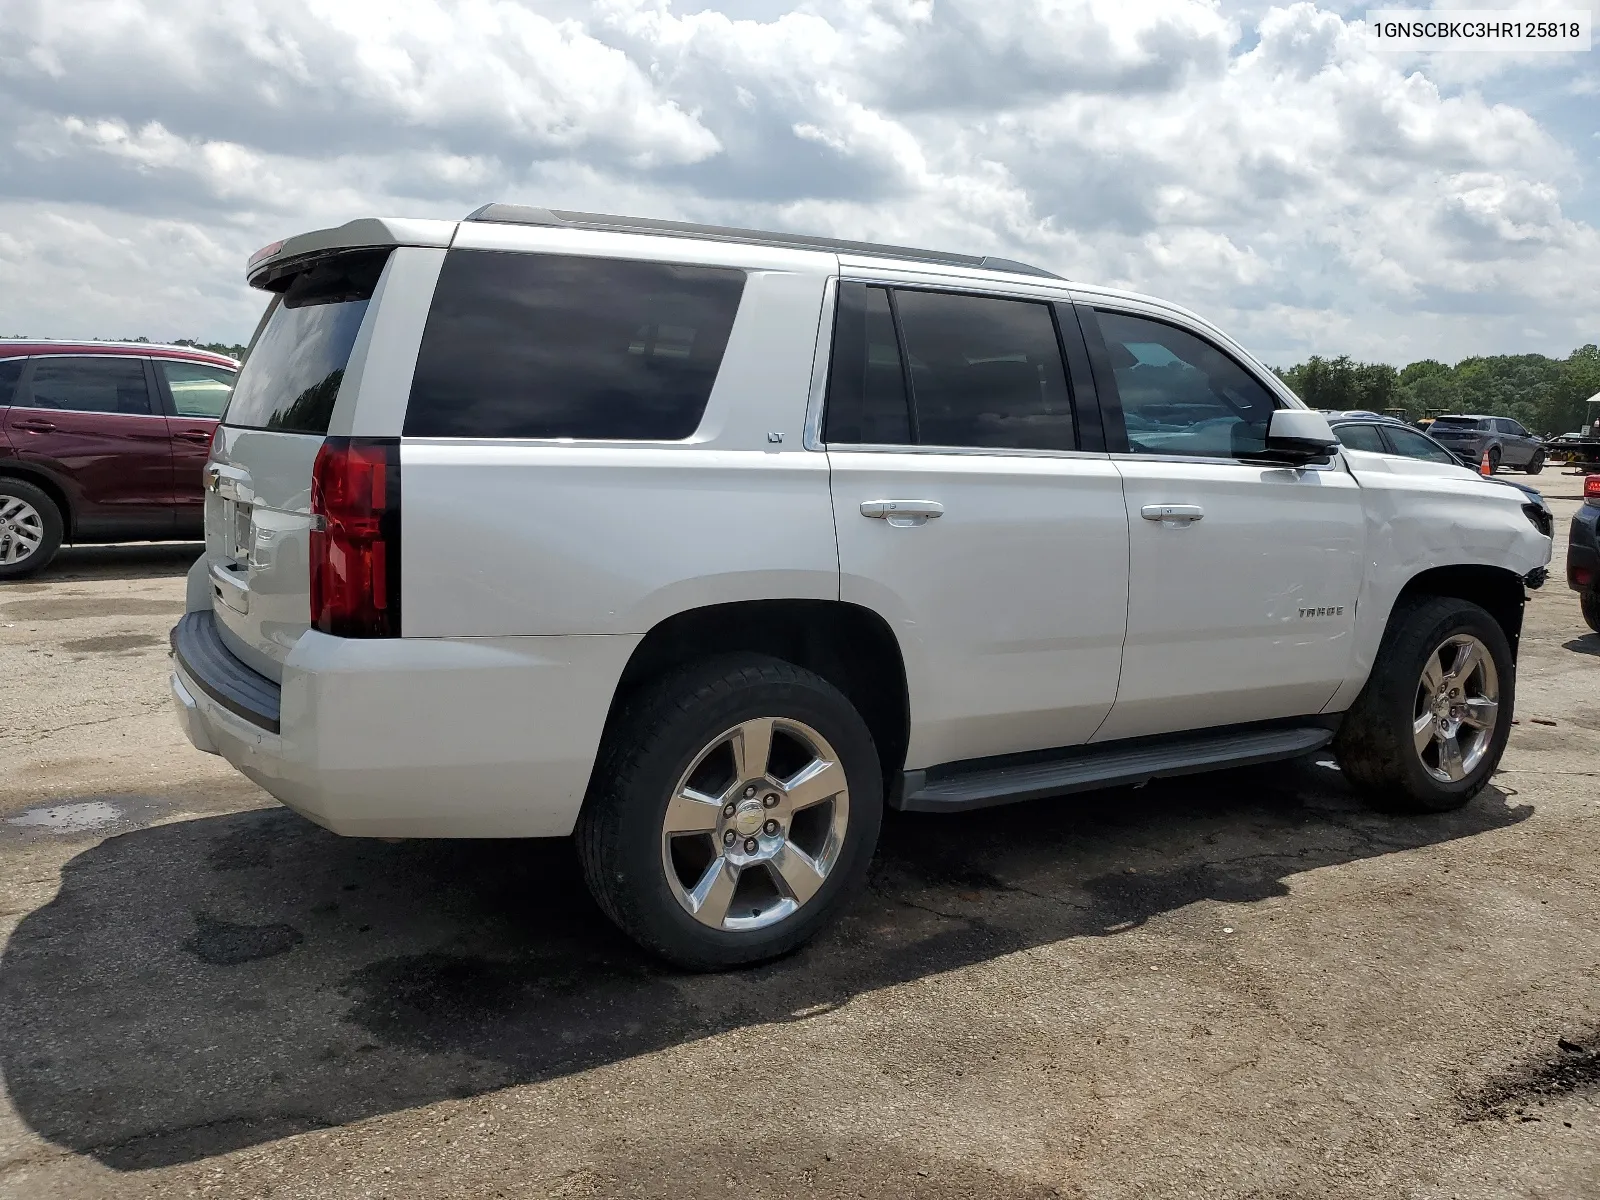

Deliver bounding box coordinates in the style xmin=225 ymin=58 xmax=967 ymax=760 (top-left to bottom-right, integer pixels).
xmin=1253 ymin=409 xmax=1341 ymax=466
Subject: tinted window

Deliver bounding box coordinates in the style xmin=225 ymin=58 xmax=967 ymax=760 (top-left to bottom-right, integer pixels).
xmin=823 ymin=285 xmax=912 ymax=445
xmin=1333 ymin=422 xmax=1386 ymax=452
xmin=890 ymin=290 xmax=1074 ymax=451
xmin=0 ymin=358 xmax=21 ymax=406
xmin=161 ymin=361 xmax=236 ymax=418
xmin=1429 ymin=416 xmax=1481 ymax=430
xmin=1383 ymin=426 xmax=1459 ymax=464
xmin=24 ymin=357 xmax=152 ymax=414
xmin=1095 ymin=312 xmax=1276 ymax=457
xmin=225 ymin=250 xmax=389 ymax=433
xmin=405 ymin=251 xmax=745 ymax=440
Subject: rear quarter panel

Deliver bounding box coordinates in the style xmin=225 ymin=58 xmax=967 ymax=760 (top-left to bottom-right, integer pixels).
xmin=397 ymin=252 xmax=837 ymax=638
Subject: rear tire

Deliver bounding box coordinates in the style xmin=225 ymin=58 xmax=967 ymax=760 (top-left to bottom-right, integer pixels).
xmin=0 ymin=478 xmax=63 ymax=580
xmin=1334 ymin=596 xmax=1513 ymax=813
xmin=577 ymin=654 xmax=883 ymax=970
xmin=1487 ymin=447 xmax=1502 ymax=474
xmin=1524 ymin=450 xmax=1544 ymax=475
xmin=1583 ymin=591 xmax=1600 ymax=635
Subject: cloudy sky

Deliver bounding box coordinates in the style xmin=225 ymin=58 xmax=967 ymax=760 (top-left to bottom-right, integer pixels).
xmin=1 ymin=0 xmax=1596 ymax=366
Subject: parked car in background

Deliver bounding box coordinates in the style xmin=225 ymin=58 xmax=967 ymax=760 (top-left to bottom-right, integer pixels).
xmin=1571 ymin=476 xmax=1600 ymax=633
xmin=1424 ymin=414 xmax=1545 ymax=474
xmin=1323 ymin=411 xmax=1554 ymax=534
xmin=0 ymin=341 xmax=238 ymax=577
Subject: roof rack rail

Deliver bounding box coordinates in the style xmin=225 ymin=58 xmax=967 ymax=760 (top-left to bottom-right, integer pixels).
xmin=462 ymin=204 xmax=1063 ymax=280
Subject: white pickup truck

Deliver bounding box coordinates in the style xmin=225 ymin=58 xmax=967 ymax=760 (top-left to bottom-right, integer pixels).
xmin=170 ymin=206 xmax=1552 ymax=968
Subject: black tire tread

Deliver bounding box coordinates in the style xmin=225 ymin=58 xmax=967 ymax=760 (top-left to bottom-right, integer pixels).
xmin=576 ymin=654 xmax=879 ymax=970
xmin=1583 ymin=590 xmax=1600 ymax=635
xmin=1335 ymin=595 xmax=1513 ymax=813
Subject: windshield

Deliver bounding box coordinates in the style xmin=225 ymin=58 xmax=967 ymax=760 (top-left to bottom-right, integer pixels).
xmin=224 ymin=250 xmax=390 ymax=433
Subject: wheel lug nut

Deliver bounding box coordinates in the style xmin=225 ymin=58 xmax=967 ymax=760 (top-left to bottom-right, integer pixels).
xmin=723 ymin=830 xmax=736 ymax=846
xmin=743 ymin=785 xmax=757 ymax=798
xmin=744 ymin=837 xmax=759 ymax=853
xmin=723 ymin=803 xmax=736 ymax=817
xmin=763 ymin=793 xmax=779 ymax=808
xmin=763 ymin=819 xmax=779 ymax=835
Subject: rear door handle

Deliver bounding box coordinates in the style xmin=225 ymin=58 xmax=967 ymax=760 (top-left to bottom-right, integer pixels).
xmin=12 ymin=419 xmax=56 ymax=433
xmin=175 ymin=429 xmax=214 ymax=444
xmin=861 ymin=499 xmax=944 ymax=527
xmin=1141 ymin=504 xmax=1204 ymax=523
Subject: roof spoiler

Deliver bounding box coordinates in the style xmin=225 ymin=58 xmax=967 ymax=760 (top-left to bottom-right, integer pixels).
xmin=245 ymin=218 xmax=455 ymax=290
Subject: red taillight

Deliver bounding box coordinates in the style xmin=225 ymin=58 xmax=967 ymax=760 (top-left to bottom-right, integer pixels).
xmin=1585 ymin=475 xmax=1600 ymax=504
xmin=310 ymin=437 xmax=401 ymax=638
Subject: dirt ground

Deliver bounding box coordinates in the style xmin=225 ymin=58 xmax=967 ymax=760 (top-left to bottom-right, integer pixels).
xmin=1 ymin=475 xmax=1597 ymax=1200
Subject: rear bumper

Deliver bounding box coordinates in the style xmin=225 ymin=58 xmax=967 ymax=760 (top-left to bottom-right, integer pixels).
xmin=170 ymin=610 xmax=641 ymax=838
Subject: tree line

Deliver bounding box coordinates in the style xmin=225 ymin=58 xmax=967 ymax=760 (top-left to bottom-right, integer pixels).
xmin=1275 ymin=344 xmax=1600 ymax=436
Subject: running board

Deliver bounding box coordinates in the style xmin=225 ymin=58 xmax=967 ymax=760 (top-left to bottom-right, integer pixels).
xmin=895 ymin=725 xmax=1334 ymax=813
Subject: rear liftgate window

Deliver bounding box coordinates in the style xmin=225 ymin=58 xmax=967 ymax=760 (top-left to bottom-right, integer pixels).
xmin=404 ymin=251 xmax=747 ymax=440
xmin=224 ymin=249 xmax=391 ymax=433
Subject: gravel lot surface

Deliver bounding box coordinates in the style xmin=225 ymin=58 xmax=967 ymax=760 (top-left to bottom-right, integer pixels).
xmin=1 ymin=476 xmax=1597 ymax=1199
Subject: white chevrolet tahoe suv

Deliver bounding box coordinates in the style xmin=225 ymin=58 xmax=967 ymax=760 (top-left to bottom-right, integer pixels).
xmin=171 ymin=205 xmax=1552 ymax=969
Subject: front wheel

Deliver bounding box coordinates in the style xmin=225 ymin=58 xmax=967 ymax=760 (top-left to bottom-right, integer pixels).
xmin=1524 ymin=450 xmax=1544 ymax=475
xmin=1335 ymin=597 xmax=1513 ymax=812
xmin=577 ymin=655 xmax=882 ymax=970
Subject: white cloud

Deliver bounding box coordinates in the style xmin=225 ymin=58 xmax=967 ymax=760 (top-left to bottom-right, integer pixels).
xmin=0 ymin=0 xmax=1595 ymax=363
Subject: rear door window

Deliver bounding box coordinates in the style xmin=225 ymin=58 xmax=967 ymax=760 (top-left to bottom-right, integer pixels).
xmin=405 ymin=251 xmax=746 ymax=440
xmin=1333 ymin=422 xmax=1386 ymax=452
xmin=161 ymin=361 xmax=236 ymax=418
xmin=224 ymin=249 xmax=389 ymax=433
xmin=824 ymin=284 xmax=1078 ymax=452
xmin=22 ymin=357 xmax=152 ymax=414
xmin=893 ymin=290 xmax=1076 ymax=451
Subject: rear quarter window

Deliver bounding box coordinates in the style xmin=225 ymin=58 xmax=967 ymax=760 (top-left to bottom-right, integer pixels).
xmin=404 ymin=250 xmax=746 ymax=440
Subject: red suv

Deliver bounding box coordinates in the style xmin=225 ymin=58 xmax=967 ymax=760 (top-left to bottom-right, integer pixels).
xmin=0 ymin=341 xmax=238 ymax=578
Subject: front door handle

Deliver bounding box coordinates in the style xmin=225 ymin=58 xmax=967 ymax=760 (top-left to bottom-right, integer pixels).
xmin=12 ymin=419 xmax=56 ymax=433
xmin=1141 ymin=503 xmax=1204 ymax=523
xmin=861 ymin=499 xmax=944 ymax=527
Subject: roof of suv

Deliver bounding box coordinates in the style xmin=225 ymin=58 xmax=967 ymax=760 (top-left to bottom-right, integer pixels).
xmin=461 ymin=204 xmax=1064 ymax=280
xmin=0 ymin=340 xmax=239 ymax=368
xmin=246 ymin=206 xmax=1065 ymax=288
xmin=1322 ymin=410 xmax=1407 ymax=423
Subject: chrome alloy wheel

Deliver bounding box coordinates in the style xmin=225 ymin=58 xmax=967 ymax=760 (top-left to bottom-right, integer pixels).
xmin=661 ymin=717 xmax=850 ymax=932
xmin=0 ymin=495 xmax=44 ymax=566
xmin=1412 ymin=633 xmax=1500 ymax=783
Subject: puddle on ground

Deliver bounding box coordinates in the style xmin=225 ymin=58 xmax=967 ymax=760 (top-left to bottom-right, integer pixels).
xmin=2 ymin=598 xmax=184 ymax=621
xmin=5 ymin=801 xmax=124 ymax=834
xmin=60 ymin=633 xmax=164 ymax=653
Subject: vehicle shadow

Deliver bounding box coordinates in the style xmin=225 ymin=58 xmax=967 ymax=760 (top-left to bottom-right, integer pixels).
xmin=0 ymin=760 xmax=1530 ymax=1171
xmin=1563 ymin=634 xmax=1600 ymax=657
xmin=5 ymin=542 xmax=204 ymax=584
